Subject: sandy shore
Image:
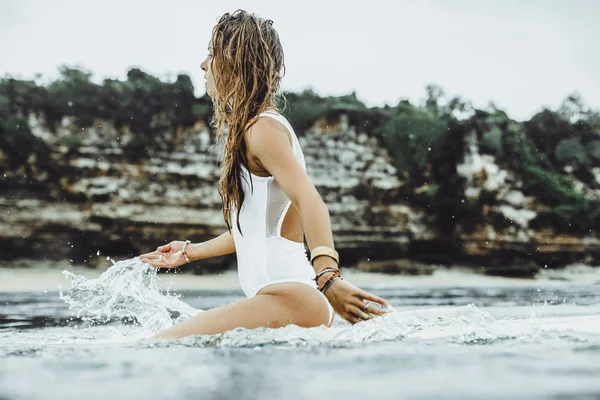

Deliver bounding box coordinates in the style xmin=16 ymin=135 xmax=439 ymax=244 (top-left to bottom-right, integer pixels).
xmin=0 ymin=266 xmax=243 ymax=293
xmin=0 ymin=259 xmax=560 ymax=293
xmin=1 ymin=258 xmax=598 ymax=293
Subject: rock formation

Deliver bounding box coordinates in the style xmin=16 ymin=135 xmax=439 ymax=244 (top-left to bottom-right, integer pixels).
xmin=1 ymin=114 xmax=598 ymax=277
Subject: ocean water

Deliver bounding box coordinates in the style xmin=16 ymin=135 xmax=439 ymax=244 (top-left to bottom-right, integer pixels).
xmin=1 ymin=259 xmax=599 ymax=400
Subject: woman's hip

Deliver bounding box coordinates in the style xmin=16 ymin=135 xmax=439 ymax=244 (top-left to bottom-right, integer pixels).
xmin=256 ymin=281 xmax=333 ymax=327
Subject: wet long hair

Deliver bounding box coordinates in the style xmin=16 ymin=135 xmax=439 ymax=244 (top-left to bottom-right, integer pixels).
xmin=210 ymin=10 xmax=285 ymax=235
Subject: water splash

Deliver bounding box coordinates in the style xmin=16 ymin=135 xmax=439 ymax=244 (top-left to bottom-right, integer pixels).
xmin=143 ymin=304 xmax=493 ymax=348
xmin=57 ymin=259 xmax=600 ymax=348
xmin=59 ymin=257 xmax=199 ymax=335
xmin=138 ymin=304 xmax=600 ymax=349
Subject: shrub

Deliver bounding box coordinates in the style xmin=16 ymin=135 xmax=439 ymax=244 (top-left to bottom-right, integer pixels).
xmin=555 ymin=138 xmax=590 ymax=167
xmin=0 ymin=115 xmax=50 ymax=168
xmin=282 ymin=89 xmax=332 ymax=134
xmin=588 ymin=140 xmax=600 ymax=164
xmin=376 ymin=108 xmax=447 ymax=183
xmin=481 ymin=126 xmax=504 ymax=156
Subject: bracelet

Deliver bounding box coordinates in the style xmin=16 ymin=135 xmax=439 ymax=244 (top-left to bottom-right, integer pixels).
xmin=321 ymin=277 xmax=343 ymax=294
xmin=317 ymin=269 xmax=341 ymax=292
xmin=314 ymin=267 xmax=338 ymax=280
xmin=181 ymin=239 xmax=192 ymax=263
xmin=310 ymin=246 xmax=339 ymax=266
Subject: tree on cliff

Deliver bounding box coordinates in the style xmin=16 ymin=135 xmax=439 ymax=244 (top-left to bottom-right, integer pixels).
xmin=2 ymin=67 xmax=600 ymax=235
xmin=0 ymin=79 xmax=50 ymax=171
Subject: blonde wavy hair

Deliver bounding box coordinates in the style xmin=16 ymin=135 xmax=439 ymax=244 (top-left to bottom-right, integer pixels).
xmin=210 ymin=10 xmax=286 ymax=235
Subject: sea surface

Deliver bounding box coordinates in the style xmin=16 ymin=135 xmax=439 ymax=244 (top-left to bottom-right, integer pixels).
xmin=1 ymin=259 xmax=599 ymax=400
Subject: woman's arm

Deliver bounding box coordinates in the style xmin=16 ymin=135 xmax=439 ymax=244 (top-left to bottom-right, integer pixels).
xmin=245 ymin=118 xmax=334 ymax=253
xmin=140 ymin=231 xmax=235 ymax=269
xmin=187 ymin=230 xmax=236 ymax=261
xmin=246 ymin=118 xmax=389 ymax=323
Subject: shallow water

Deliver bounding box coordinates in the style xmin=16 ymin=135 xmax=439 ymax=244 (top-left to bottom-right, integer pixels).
xmin=1 ymin=260 xmax=600 ymax=400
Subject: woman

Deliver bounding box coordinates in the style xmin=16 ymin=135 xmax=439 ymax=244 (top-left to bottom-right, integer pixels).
xmin=140 ymin=10 xmax=389 ymax=339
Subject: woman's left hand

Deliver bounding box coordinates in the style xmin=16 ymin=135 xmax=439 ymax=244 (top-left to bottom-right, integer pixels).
xmin=139 ymin=241 xmax=189 ymax=269
xmin=324 ymin=279 xmax=390 ymax=324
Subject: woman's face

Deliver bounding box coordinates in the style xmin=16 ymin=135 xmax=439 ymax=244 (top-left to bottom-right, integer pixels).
xmin=200 ymin=40 xmax=216 ymax=98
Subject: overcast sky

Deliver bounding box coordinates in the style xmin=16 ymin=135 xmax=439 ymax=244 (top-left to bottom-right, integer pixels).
xmin=1 ymin=0 xmax=598 ymax=120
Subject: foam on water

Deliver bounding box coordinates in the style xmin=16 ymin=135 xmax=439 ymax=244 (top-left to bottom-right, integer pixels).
xmin=153 ymin=305 xmax=600 ymax=349
xmin=536 ymin=263 xmax=600 ymax=282
xmin=56 ymin=258 xmax=600 ymax=348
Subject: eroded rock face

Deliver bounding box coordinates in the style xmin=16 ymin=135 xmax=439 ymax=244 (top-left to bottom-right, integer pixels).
xmin=1 ymin=115 xmax=428 ymax=272
xmin=1 ymin=114 xmax=598 ymax=276
xmin=455 ymin=130 xmax=600 ymax=273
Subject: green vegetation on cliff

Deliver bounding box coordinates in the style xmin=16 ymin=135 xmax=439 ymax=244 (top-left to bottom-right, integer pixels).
xmin=1 ymin=68 xmax=599 ymax=237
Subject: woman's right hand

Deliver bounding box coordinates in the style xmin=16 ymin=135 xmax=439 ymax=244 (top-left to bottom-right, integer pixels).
xmin=139 ymin=241 xmax=189 ymax=269
xmin=324 ymin=278 xmax=389 ymax=324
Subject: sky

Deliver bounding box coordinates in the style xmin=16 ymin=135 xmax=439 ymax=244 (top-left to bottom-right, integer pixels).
xmin=0 ymin=0 xmax=598 ymax=120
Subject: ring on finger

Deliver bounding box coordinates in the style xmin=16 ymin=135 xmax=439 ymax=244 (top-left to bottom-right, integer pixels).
xmin=363 ymin=301 xmax=370 ymax=311
xmin=360 ymin=311 xmax=369 ymax=320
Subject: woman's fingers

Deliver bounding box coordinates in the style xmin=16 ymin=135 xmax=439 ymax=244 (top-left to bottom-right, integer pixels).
xmin=344 ymin=313 xmax=361 ymax=324
xmin=140 ymin=252 xmax=159 ymax=261
xmin=345 ymin=297 xmax=388 ymax=322
xmin=140 ymin=257 xmax=158 ymax=267
xmin=139 ymin=250 xmax=158 ymax=258
xmin=140 ymin=252 xmax=172 ymax=268
xmin=147 ymin=260 xmax=171 ymax=269
xmin=354 ymin=297 xmax=387 ymax=316
xmin=157 ymin=243 xmax=171 ymax=252
xmin=366 ymin=304 xmax=387 ymax=316
xmin=345 ymin=305 xmax=371 ymax=323
xmin=356 ymin=289 xmax=389 ymax=307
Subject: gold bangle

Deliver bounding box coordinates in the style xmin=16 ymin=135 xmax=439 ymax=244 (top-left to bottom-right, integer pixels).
xmin=310 ymin=246 xmax=339 ymax=266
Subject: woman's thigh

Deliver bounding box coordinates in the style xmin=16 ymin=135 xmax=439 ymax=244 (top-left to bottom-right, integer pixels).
xmin=152 ymin=282 xmax=330 ymax=339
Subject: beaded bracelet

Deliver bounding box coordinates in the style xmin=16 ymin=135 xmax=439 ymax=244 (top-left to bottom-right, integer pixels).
xmin=317 ymin=269 xmax=341 ymax=292
xmin=314 ymin=267 xmax=338 ymax=281
xmin=181 ymin=239 xmax=192 ymax=263
xmin=320 ymin=277 xmax=343 ymax=294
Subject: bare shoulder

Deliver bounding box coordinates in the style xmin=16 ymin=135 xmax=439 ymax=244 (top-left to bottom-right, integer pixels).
xmin=245 ymin=115 xmax=293 ymax=154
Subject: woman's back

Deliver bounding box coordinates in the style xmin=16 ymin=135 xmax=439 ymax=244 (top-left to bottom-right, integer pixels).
xmin=230 ymin=110 xmax=317 ymax=298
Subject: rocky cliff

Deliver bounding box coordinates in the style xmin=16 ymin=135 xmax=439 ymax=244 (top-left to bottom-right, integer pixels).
xmin=1 ymin=114 xmax=599 ymax=277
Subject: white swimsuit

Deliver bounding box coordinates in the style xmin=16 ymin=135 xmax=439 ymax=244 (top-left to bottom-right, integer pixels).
xmin=230 ymin=110 xmax=334 ymax=325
